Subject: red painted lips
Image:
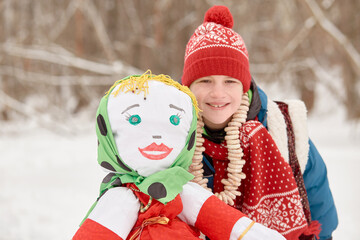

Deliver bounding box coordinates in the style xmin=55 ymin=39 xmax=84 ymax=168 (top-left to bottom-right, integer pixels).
xmin=138 ymin=143 xmax=173 ymax=160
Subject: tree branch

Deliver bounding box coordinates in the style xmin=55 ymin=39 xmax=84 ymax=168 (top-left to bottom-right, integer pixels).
xmin=0 ymin=66 xmax=115 ymax=86
xmin=0 ymin=88 xmax=75 ymax=134
xmin=303 ymin=0 xmax=360 ymax=76
xmin=81 ymin=0 xmax=116 ymax=61
xmin=121 ymin=0 xmax=144 ymax=35
xmin=49 ymin=0 xmax=80 ymax=40
xmin=279 ymin=17 xmax=316 ymax=60
xmin=1 ymin=42 xmax=142 ymax=75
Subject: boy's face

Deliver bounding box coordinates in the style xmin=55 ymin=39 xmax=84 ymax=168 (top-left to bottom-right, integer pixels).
xmin=190 ymin=75 xmax=243 ymax=130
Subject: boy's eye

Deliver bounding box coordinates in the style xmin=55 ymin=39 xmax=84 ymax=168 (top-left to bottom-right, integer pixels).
xmin=129 ymin=114 xmax=141 ymax=125
xmin=198 ymin=79 xmax=211 ymax=83
xmin=225 ymin=79 xmax=237 ymax=83
xmin=169 ymin=115 xmax=180 ymax=126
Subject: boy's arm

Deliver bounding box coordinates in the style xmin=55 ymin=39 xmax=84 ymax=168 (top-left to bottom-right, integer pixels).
xmin=73 ymin=187 xmax=140 ymax=240
xmin=304 ymin=139 xmax=338 ymax=240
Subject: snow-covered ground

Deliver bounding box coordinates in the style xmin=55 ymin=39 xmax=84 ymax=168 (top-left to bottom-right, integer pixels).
xmin=0 ymin=97 xmax=359 ymax=239
xmin=307 ymin=113 xmax=360 ymax=240
xmin=0 ymin=120 xmax=103 ymax=240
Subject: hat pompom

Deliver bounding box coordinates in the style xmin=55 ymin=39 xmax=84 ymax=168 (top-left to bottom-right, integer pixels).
xmin=204 ymin=5 xmax=233 ymax=29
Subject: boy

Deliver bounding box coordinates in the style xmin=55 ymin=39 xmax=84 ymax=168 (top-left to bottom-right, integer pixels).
xmin=182 ymin=5 xmax=338 ymax=240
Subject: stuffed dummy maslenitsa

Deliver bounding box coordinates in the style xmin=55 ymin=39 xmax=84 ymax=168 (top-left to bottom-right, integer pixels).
xmin=73 ymin=71 xmax=285 ymax=240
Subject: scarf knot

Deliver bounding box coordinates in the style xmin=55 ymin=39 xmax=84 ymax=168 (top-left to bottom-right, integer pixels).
xmin=129 ymin=216 xmax=170 ymax=240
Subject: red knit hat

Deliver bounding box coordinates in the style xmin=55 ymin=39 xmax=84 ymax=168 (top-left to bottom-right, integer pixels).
xmin=182 ymin=6 xmax=251 ymax=93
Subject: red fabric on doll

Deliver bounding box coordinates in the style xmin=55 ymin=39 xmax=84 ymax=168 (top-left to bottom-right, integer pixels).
xmin=73 ymin=218 xmax=123 ymax=240
xmin=126 ymin=184 xmax=200 ymax=240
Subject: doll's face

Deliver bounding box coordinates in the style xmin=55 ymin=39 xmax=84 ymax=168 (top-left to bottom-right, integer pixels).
xmin=107 ymin=80 xmax=193 ymax=177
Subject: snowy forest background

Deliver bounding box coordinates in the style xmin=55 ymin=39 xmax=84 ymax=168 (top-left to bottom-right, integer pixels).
xmin=0 ymin=0 xmax=359 ymax=239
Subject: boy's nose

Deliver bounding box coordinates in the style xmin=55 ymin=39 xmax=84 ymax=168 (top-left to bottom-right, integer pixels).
xmin=209 ymin=84 xmax=226 ymax=98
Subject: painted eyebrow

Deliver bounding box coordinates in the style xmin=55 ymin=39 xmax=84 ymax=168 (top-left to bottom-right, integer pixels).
xmin=121 ymin=104 xmax=140 ymax=114
xmin=169 ymin=104 xmax=185 ymax=113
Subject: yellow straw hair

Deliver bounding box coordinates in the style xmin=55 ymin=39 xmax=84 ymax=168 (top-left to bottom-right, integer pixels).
xmin=106 ymin=70 xmax=200 ymax=116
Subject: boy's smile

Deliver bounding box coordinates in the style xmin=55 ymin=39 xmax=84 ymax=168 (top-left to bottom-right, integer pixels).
xmin=207 ymin=102 xmax=230 ymax=109
xmin=190 ymin=75 xmax=243 ymax=130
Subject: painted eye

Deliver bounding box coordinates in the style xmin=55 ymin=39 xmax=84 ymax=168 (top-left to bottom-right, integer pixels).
xmin=170 ymin=115 xmax=180 ymax=126
xmin=129 ymin=114 xmax=141 ymax=125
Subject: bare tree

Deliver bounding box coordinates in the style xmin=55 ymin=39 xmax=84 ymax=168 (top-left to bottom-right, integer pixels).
xmin=0 ymin=0 xmax=359 ymax=128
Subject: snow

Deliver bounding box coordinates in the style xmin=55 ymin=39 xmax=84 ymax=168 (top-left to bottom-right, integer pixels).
xmin=0 ymin=95 xmax=359 ymax=240
xmin=0 ymin=122 xmax=103 ymax=240
xmin=307 ymin=113 xmax=360 ymax=240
